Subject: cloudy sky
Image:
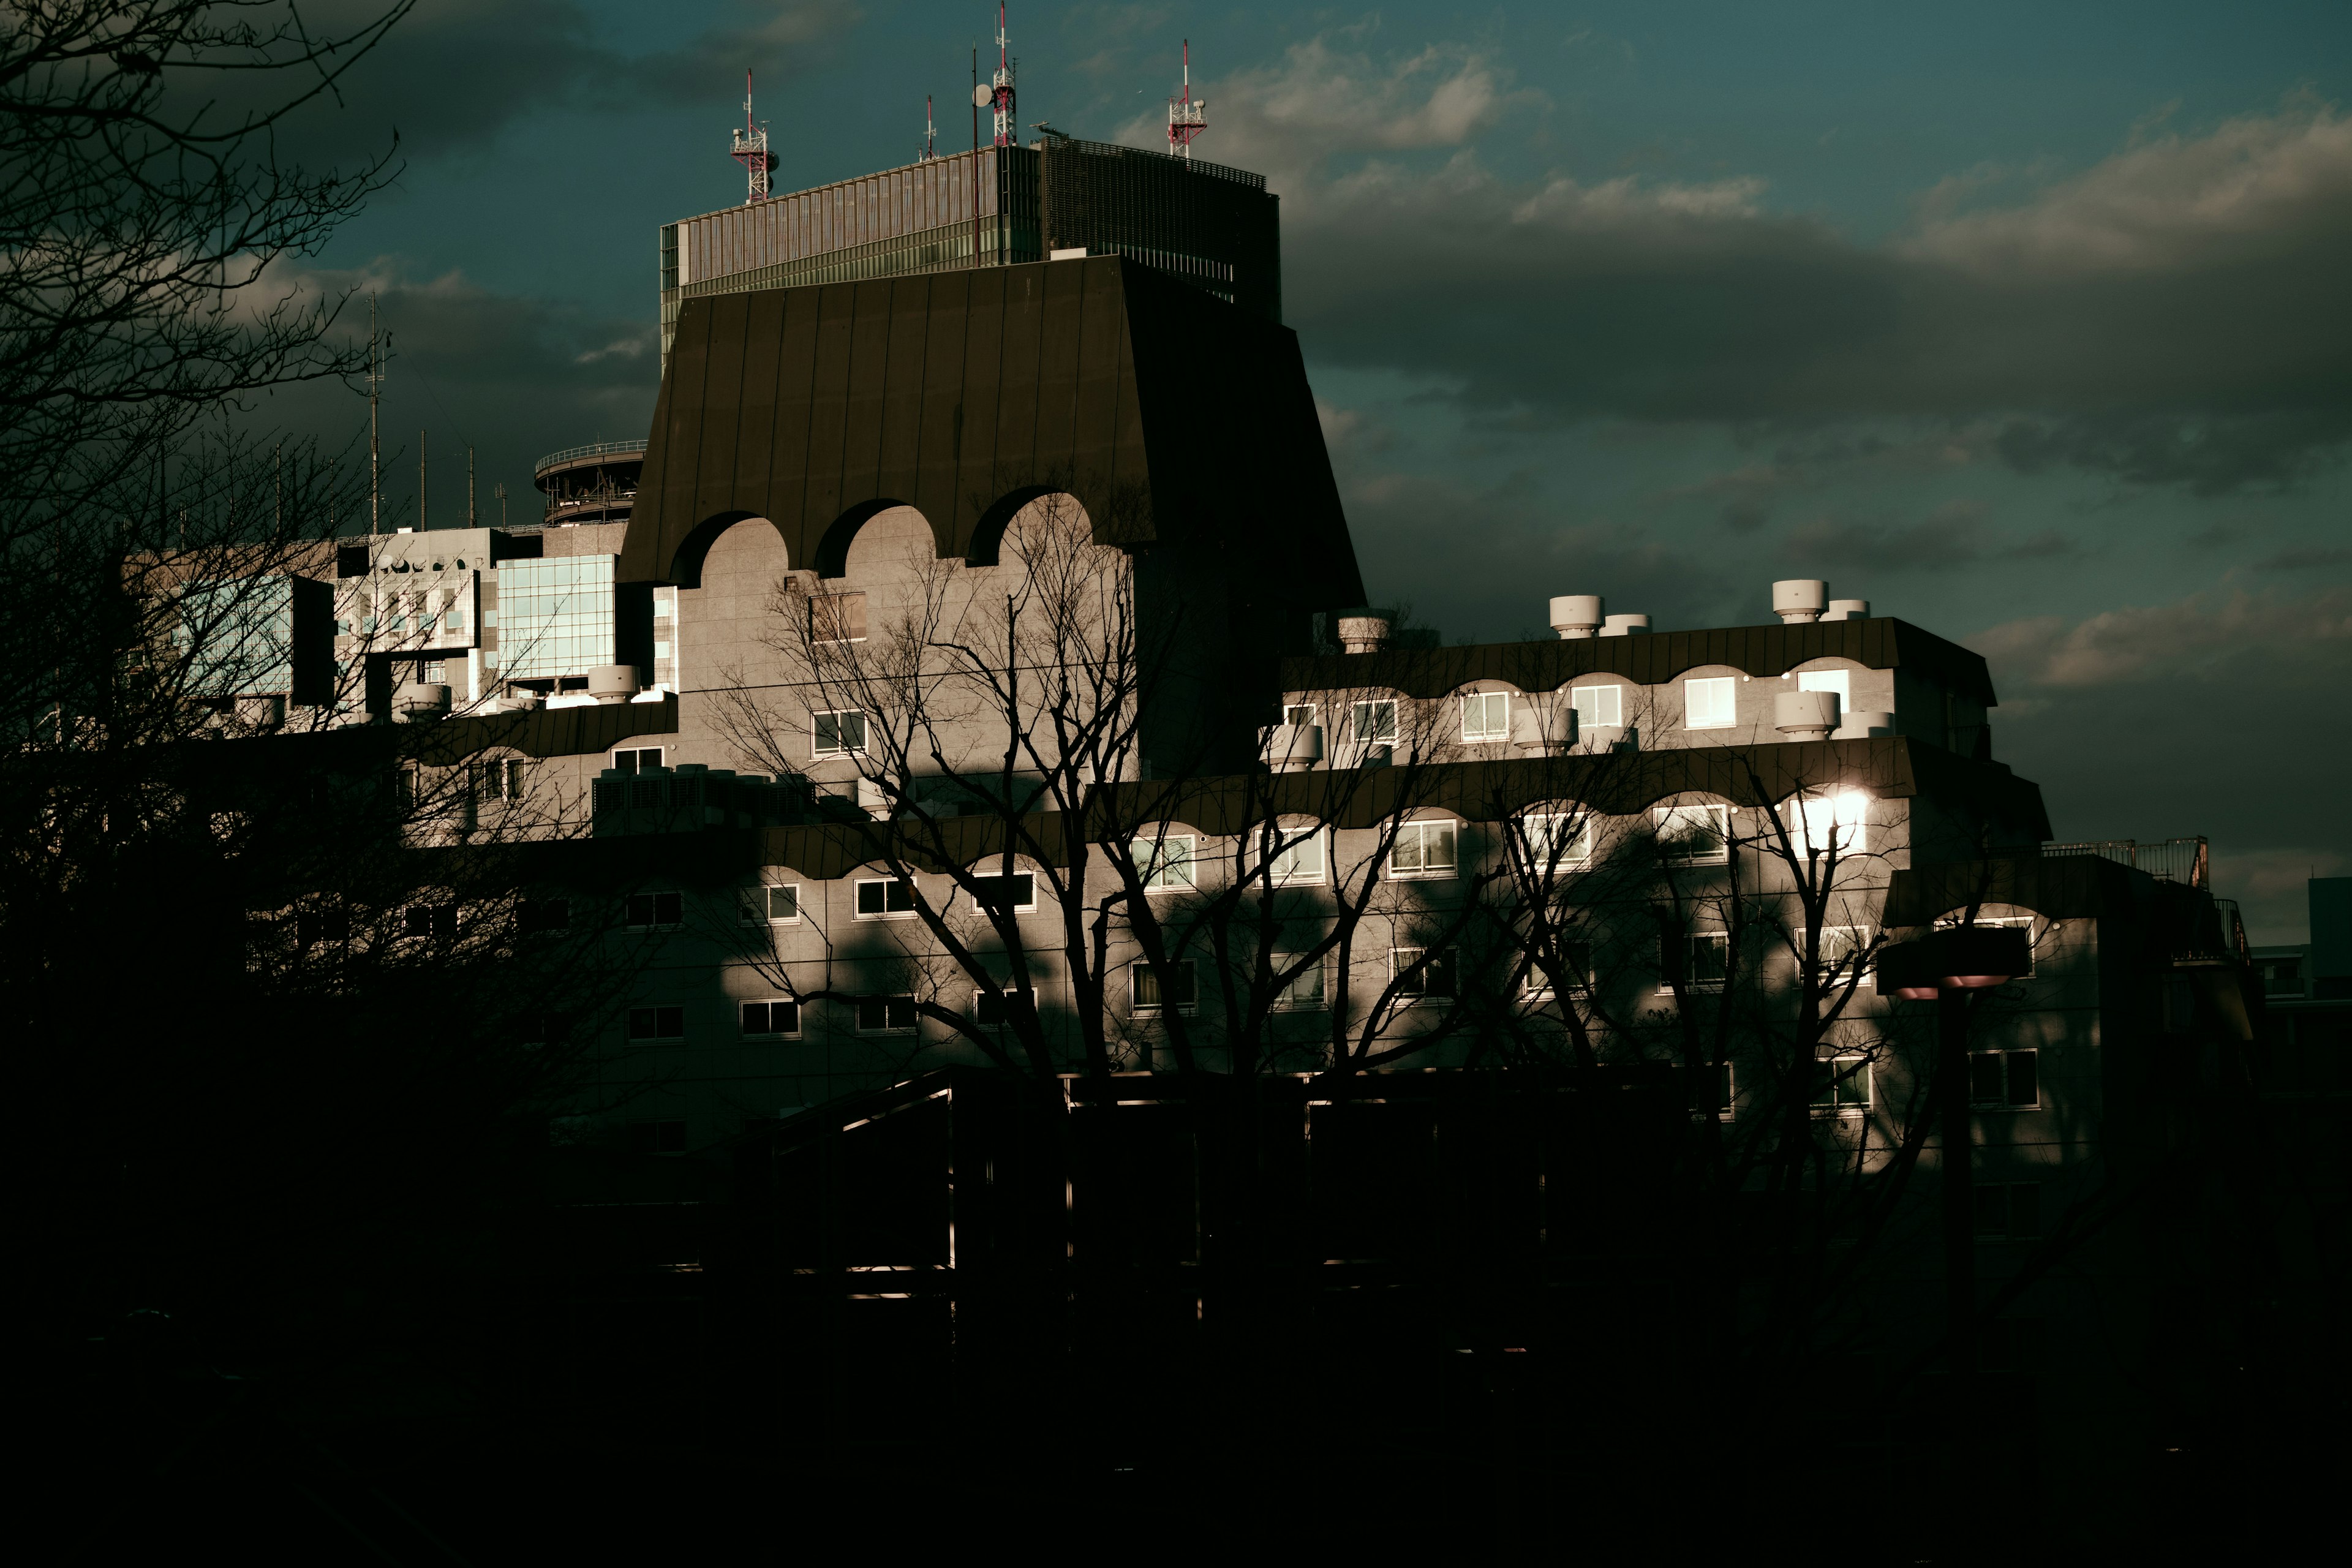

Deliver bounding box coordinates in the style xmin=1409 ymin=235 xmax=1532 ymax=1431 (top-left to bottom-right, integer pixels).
xmin=258 ymin=1 xmax=2351 ymax=939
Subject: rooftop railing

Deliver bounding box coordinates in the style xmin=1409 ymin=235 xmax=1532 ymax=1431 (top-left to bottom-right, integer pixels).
xmin=533 ymin=441 xmax=646 ymax=475
xmin=2041 ymin=835 xmax=2209 ymax=889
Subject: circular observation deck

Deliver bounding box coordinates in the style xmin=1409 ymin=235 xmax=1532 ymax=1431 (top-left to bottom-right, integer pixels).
xmin=532 ymin=440 xmax=645 ymax=526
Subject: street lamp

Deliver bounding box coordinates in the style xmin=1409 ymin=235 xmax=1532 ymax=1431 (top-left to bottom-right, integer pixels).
xmin=1877 ymin=923 xmax=2032 ymax=1550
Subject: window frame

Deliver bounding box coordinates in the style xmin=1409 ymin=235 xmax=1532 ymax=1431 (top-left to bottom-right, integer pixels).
xmin=1131 ymin=960 xmax=1199 ymax=1017
xmin=1460 ymin=690 xmax=1511 ymax=742
xmin=612 ymin=746 xmax=665 ymax=774
xmin=1270 ymin=953 xmax=1327 ymax=1012
xmin=856 ymin=994 xmax=919 ymax=1034
xmin=1387 ymin=818 xmax=1461 ymax=881
xmin=1521 ymin=938 xmax=1593 ymax=998
xmin=623 ymin=890 xmax=685 ymax=931
xmin=626 ymin=1005 xmax=687 ymax=1044
xmin=1812 ymin=925 xmax=1874 ymax=989
xmin=741 ymin=883 xmax=803 ymax=925
xmin=812 ymin=709 xmax=868 ymax=757
xmin=1569 ymin=684 xmax=1626 ymax=731
xmin=968 ymin=870 xmax=1039 ymax=914
xmin=1797 ymin=668 xmax=1852 ymax=709
xmin=1791 ymin=790 xmax=1871 ymax=858
xmin=1654 ymin=804 xmax=1733 ymax=865
xmin=853 ymin=876 xmax=918 ymax=920
xmin=1683 ymin=676 xmax=1738 ymax=731
xmin=1137 ymin=834 xmax=1197 ymax=893
xmin=972 ymin=986 xmax=1038 ymax=1028
xmin=1282 ymin=702 xmax=1317 ymax=726
xmin=1253 ymin=825 xmax=1327 ymax=888
xmin=739 ymin=999 xmax=802 ymax=1038
xmin=1811 ymin=1053 xmax=1873 ymax=1114
xmin=1659 ymin=931 xmax=1732 ymax=994
xmin=1520 ymin=811 xmax=1596 ymax=873
xmin=1392 ymin=946 xmax=1461 ymax=1003
xmin=1351 ymin=698 xmax=1399 ymax=745
xmin=1969 ymin=1049 xmax=2041 ymax=1110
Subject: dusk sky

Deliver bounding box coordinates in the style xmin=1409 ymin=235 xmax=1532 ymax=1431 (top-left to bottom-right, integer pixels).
xmin=258 ymin=1 xmax=2351 ymax=940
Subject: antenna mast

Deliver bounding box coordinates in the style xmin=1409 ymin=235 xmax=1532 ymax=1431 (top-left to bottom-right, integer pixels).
xmin=1167 ymin=40 xmax=1206 ymax=161
xmin=467 ymin=445 xmax=476 ymax=527
xmin=418 ymin=430 xmax=428 ymax=531
xmin=990 ymin=6 xmax=1017 ymax=148
xmin=921 ymin=94 xmax=937 ymax=160
xmin=367 ymin=295 xmax=383 ymax=537
xmin=730 ymin=69 xmax=775 ymax=203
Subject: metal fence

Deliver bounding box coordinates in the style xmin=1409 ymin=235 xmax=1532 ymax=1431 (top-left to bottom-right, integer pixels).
xmin=2040 ymin=835 xmax=2209 ymax=888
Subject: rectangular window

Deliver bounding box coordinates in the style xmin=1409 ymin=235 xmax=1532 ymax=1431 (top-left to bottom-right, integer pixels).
xmin=628 ymin=1119 xmax=688 ymax=1155
xmin=613 ymin=747 xmax=663 ymax=774
xmin=1389 ymin=820 xmax=1459 ymax=880
xmin=1523 ymin=939 xmax=1593 ymax=996
xmin=1132 ymin=961 xmax=1198 ymax=1016
xmin=1936 ymin=914 xmax=2038 ymax=978
xmin=1811 ymin=1054 xmax=1872 ymax=1111
xmin=810 ymin=592 xmax=869 ymax=644
xmin=1393 ymin=947 xmax=1460 ymax=1001
xmin=1974 ymin=1183 xmax=2043 ymax=1240
xmin=812 ymin=710 xmax=867 ymax=756
xmin=854 ymin=878 xmax=917 ymax=919
xmin=1138 ymin=834 xmax=1196 ymax=892
xmin=856 ymin=995 xmax=918 ymax=1033
xmin=1351 ymin=699 xmax=1398 ymax=744
xmin=518 ymin=897 xmax=570 ymax=936
xmin=1702 ymin=1061 xmax=1736 ymax=1119
xmin=1684 ymin=676 xmax=1737 ymax=731
xmin=1655 ymin=804 xmax=1732 ymax=865
xmin=403 ymin=903 xmax=458 ymax=941
xmin=970 ymin=872 xmax=1037 ymax=912
xmin=1522 ymin=813 xmax=1594 ymax=872
xmin=974 ymin=987 xmax=1036 ymax=1027
xmin=1660 ymin=932 xmax=1731 ymax=993
xmin=1271 ymin=954 xmax=1327 ymax=1011
xmin=1570 ymin=684 xmax=1624 ymax=729
xmin=624 ymin=891 xmax=684 ymax=930
xmin=1283 ymin=703 xmax=1317 ymax=726
xmin=1793 ymin=791 xmax=1869 ymax=857
xmin=1259 ymin=827 xmax=1325 ymax=886
xmin=741 ymin=1000 xmax=802 ymax=1037
xmin=473 ymin=758 xmax=526 ymax=803
xmin=1969 ymin=1050 xmax=2041 ymax=1109
xmin=627 ymin=1005 xmax=687 ymax=1042
xmin=1798 ymin=668 xmax=1851 ymax=709
xmin=741 ymin=884 xmax=801 ymax=924
xmin=1815 ymin=925 xmax=1872 ymax=987
xmin=1461 ymin=691 xmax=1510 ymax=742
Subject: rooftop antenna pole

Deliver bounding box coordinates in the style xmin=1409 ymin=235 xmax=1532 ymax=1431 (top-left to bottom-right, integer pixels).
xmin=467 ymin=445 xmax=476 ymax=527
xmin=971 ymin=42 xmax=982 ymax=263
xmin=991 ymin=5 xmax=1017 ymax=148
xmin=922 ymin=94 xmax=936 ymax=161
xmin=493 ymin=483 xmax=508 ymax=529
xmin=368 ymin=295 xmax=382 ymax=537
xmin=418 ymin=430 xmax=428 ymax=531
xmin=730 ymin=68 xmax=774 ymax=203
xmin=1167 ymin=39 xmax=1207 ymax=162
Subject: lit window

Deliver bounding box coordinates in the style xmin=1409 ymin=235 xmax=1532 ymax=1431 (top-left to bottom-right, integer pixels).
xmin=1814 ymin=926 xmax=1873 ymax=988
xmin=1654 ymin=804 xmax=1731 ymax=865
xmin=1811 ymin=1055 xmax=1872 ymax=1111
xmin=1660 ymin=932 xmax=1730 ymax=993
xmin=1257 ymin=827 xmax=1325 ymax=886
xmin=1793 ymin=791 xmax=1869 ymax=857
xmin=626 ymin=1005 xmax=686 ymax=1042
xmin=1461 ymin=692 xmax=1510 ymax=742
xmin=1969 ymin=1050 xmax=2040 ymax=1109
xmin=853 ymin=878 xmax=917 ymax=919
xmin=741 ymin=1000 xmax=801 ymax=1036
xmin=856 ymin=995 xmax=918 ymax=1033
xmin=1798 ymin=668 xmax=1851 ymax=710
xmin=1351 ymin=699 xmax=1398 ymax=744
xmin=1393 ymin=947 xmax=1460 ymax=1001
xmin=1684 ymin=677 xmax=1736 ymax=730
xmin=1270 ymin=954 xmax=1326 ymax=1011
xmin=813 ymin=710 xmax=867 ymax=756
xmin=1132 ymin=961 xmax=1197 ymax=1016
xmin=612 ymin=747 xmax=664 ymax=774
xmin=969 ymin=872 xmax=1037 ymax=912
xmin=1137 ymin=834 xmax=1196 ymax=892
xmin=624 ymin=891 xmax=684 ymax=930
xmin=1389 ymin=820 xmax=1458 ymax=879
xmin=740 ymin=884 xmax=801 ymax=924
xmin=1570 ymin=685 xmax=1624 ymax=729
xmin=1521 ymin=812 xmax=1594 ymax=873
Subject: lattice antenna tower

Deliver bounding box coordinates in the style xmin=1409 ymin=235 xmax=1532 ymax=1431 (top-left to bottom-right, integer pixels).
xmin=730 ymin=69 xmax=777 ymax=203
xmin=1167 ymin=39 xmax=1206 ymax=161
xmin=990 ymin=4 xmax=1017 ymax=148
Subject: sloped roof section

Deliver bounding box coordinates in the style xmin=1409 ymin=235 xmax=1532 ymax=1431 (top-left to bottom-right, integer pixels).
xmin=620 ymin=255 xmax=1363 ymax=609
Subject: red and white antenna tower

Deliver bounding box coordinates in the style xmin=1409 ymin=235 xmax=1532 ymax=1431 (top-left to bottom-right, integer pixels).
xmin=729 ymin=69 xmax=776 ymax=203
xmin=989 ymin=5 xmax=1017 ymax=148
xmin=920 ymin=94 xmax=937 ymax=160
xmin=1167 ymin=39 xmax=1207 ymax=161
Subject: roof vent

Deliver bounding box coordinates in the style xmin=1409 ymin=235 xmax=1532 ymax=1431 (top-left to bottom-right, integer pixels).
xmin=587 ymin=665 xmax=642 ymax=705
xmin=1833 ymin=709 xmax=1895 ymax=739
xmin=1822 ymin=598 xmax=1869 ymax=622
xmin=1774 ymin=690 xmax=1839 ymax=739
xmin=1548 ymin=595 xmax=1604 ymax=639
xmin=394 ymin=682 xmax=451 ymax=723
xmin=1336 ymin=614 xmax=1391 ymax=655
xmin=1773 ymin=579 xmax=1829 ymax=624
xmin=1599 ymin=613 xmax=1651 ymax=637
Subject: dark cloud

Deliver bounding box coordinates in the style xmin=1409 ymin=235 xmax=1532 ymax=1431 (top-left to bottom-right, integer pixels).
xmin=1775 ymin=500 xmax=2077 ymax=571
xmin=1261 ymin=79 xmax=2352 ymax=494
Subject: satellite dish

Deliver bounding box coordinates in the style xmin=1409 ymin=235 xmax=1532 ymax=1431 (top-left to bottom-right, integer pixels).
xmin=972 ymin=84 xmax=993 ymax=108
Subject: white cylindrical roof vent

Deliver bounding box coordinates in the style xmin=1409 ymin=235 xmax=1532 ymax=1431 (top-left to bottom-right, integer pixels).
xmin=1599 ymin=613 xmax=1651 ymax=637
xmin=1773 ymin=579 xmax=1830 ymax=624
xmin=394 ymin=682 xmax=451 ymax=723
xmin=1823 ymin=598 xmax=1869 ymax=622
xmin=587 ymin=664 xmax=642 ymax=704
xmin=1335 ymin=614 xmax=1392 ymax=655
xmin=1774 ymin=689 xmax=1840 ymax=739
xmin=1549 ymin=595 xmax=1605 ymax=639
xmin=1262 ymin=722 xmax=1325 ymax=772
xmin=1833 ymin=709 xmax=1896 ymax=739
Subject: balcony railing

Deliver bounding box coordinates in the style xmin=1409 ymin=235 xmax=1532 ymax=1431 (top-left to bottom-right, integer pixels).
xmin=533 ymin=440 xmax=646 ymax=475
xmin=2041 ymin=835 xmax=2209 ymax=889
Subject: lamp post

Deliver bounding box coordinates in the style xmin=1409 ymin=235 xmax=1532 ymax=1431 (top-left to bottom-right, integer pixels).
xmin=1878 ymin=923 xmax=2031 ymax=1544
